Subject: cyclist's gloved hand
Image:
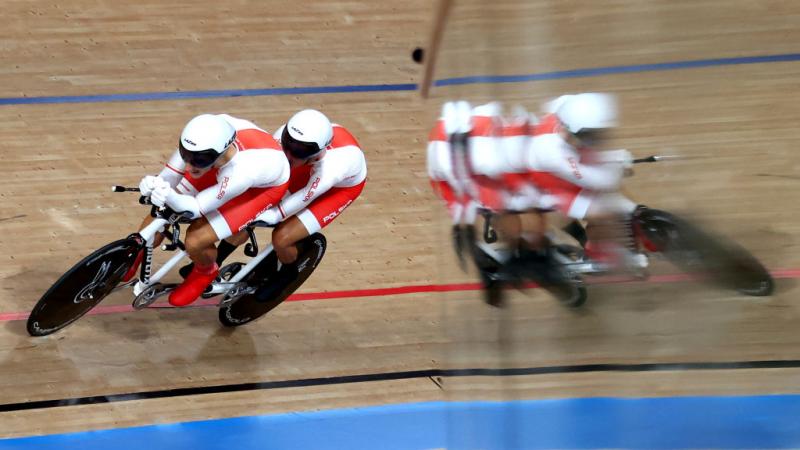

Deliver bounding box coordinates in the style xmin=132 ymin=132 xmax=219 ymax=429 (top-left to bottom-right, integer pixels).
xmin=150 ymin=181 xmax=173 ymax=208
xmin=139 ymin=175 xmax=164 ymax=196
xmin=151 ymin=182 xmax=201 ymax=219
xmin=600 ymin=149 xmax=634 ymax=169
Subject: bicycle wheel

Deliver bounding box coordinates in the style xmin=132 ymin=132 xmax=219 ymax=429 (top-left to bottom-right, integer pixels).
xmin=634 ymin=207 xmax=773 ymax=296
xmin=27 ymin=236 xmax=143 ymax=336
xmin=219 ymin=233 xmax=327 ymax=327
xmin=542 ymin=248 xmax=588 ymax=308
xmin=506 ymin=246 xmax=588 ymax=308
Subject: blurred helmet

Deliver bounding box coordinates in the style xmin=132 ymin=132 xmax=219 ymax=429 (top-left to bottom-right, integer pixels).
xmin=556 ymin=92 xmax=618 ymax=136
xmin=178 ymin=114 xmax=236 ymax=168
xmin=281 ymin=109 xmax=334 ymax=160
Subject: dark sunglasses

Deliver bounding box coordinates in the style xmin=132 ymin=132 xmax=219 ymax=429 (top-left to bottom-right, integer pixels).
xmin=573 ymin=129 xmax=610 ymax=148
xmin=178 ymin=142 xmax=224 ymax=169
xmin=281 ymin=126 xmax=323 ymax=160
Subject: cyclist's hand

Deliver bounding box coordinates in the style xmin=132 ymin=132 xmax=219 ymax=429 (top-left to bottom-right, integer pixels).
xmin=139 ymin=175 xmax=160 ymax=196
xmin=601 ymin=149 xmax=634 ymax=169
xmin=150 ymin=183 xmax=172 ymax=208
xmin=619 ymin=149 xmax=634 ymax=169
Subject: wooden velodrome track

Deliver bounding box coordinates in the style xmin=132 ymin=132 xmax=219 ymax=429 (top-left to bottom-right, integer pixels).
xmin=1 ymin=0 xmax=799 ymax=440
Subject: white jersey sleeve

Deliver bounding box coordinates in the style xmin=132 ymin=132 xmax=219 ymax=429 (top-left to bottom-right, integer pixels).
xmin=158 ymin=150 xmax=186 ymax=188
xmin=427 ymin=139 xmax=455 ymax=182
xmin=276 ymin=147 xmax=366 ymax=220
xmin=529 ymin=134 xmax=623 ymax=191
xmin=193 ymin=149 xmax=289 ymax=215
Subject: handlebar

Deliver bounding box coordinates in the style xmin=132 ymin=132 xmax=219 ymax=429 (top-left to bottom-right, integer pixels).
xmin=112 ymin=185 xmax=193 ymax=224
xmin=633 ymin=156 xmax=658 ymax=164
xmin=633 ymin=155 xmax=681 ymax=164
xmin=112 ymin=186 xmax=139 ymax=193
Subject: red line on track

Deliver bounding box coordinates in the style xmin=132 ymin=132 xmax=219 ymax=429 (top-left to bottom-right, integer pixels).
xmin=3 ymin=269 xmax=798 ymax=323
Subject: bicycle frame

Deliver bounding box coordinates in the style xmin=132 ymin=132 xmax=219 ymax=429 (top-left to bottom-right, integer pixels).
xmin=126 ymin=216 xmax=275 ymax=300
xmin=204 ymin=242 xmax=275 ymax=296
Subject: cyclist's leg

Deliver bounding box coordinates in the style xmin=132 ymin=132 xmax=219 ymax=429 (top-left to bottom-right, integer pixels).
xmin=178 ymin=229 xmax=247 ymax=278
xmin=583 ymin=191 xmax=637 ymax=218
xmin=258 ymin=181 xmax=364 ymax=302
xmin=168 ymin=217 xmax=222 ymax=306
xmin=502 ymin=187 xmax=584 ymax=276
xmin=226 ymin=229 xmax=250 ymax=246
xmin=272 ymin=217 xmax=311 ymax=265
xmin=136 ymin=215 xmax=165 ymax=245
xmin=580 ymin=191 xmax=645 ymax=269
xmin=171 ymin=183 xmax=289 ymax=306
xmin=518 ymin=210 xmax=548 ymax=248
xmin=146 ymin=173 xmax=217 ymax=278
xmin=183 ymin=218 xmax=220 ymax=267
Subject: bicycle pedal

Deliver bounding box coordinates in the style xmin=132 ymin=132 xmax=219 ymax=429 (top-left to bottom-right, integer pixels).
xmin=111 ymin=278 xmax=138 ymax=293
xmin=218 ymin=262 xmax=244 ymax=281
xmin=202 ymin=281 xmax=236 ymax=298
xmin=584 ymin=261 xmax=611 ymax=274
xmin=217 ymin=282 xmax=257 ymax=308
xmin=132 ymin=283 xmax=178 ymax=310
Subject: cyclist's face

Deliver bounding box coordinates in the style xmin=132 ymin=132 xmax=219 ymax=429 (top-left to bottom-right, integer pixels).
xmin=286 ymin=149 xmax=325 ymax=168
xmin=185 ymin=162 xmax=212 ymax=178
xmin=286 ymin=152 xmax=304 ymax=168
xmin=182 ymin=144 xmax=233 ymax=177
xmin=566 ymin=129 xmax=612 ymax=150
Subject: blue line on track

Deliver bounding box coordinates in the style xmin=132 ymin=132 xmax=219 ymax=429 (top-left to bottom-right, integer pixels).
xmin=1 ymin=53 xmax=798 ymax=106
xmin=0 ymin=84 xmax=418 ymax=106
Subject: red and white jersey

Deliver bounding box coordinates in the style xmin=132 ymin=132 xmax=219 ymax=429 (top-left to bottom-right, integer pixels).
xmin=158 ymin=114 xmax=290 ymax=215
xmin=526 ymin=114 xmax=624 ymax=192
xmin=427 ymin=102 xmax=542 ymax=217
xmin=468 ymin=103 xmax=534 ymax=177
xmin=427 ymin=117 xmax=471 ymax=223
xmin=271 ymin=123 xmax=367 ymax=220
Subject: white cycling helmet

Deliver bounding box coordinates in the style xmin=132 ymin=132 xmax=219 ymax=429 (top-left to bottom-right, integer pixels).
xmin=555 ymin=93 xmax=618 ymax=134
xmin=281 ymin=109 xmax=334 ymax=159
xmin=178 ymin=114 xmax=237 ymax=168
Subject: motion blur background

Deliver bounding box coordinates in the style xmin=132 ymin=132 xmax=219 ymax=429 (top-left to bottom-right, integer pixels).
xmin=0 ymin=0 xmax=799 ymax=448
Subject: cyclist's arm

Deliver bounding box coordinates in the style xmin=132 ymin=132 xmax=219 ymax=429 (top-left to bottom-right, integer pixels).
xmin=160 ymin=174 xmax=252 ymax=219
xmin=157 ymin=150 xmax=186 ymax=188
xmin=551 ymin=157 xmax=623 ymax=191
xmin=532 ymin=136 xmax=623 ymax=191
xmin=193 ymin=172 xmax=253 ymax=216
xmin=428 ymin=139 xmax=460 ymax=198
xmin=193 ymin=151 xmax=289 ymax=217
xmin=274 ymin=165 xmax=340 ymax=220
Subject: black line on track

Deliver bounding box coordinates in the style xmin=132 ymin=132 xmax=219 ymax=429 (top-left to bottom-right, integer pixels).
xmin=3 ymin=359 xmax=800 ymax=412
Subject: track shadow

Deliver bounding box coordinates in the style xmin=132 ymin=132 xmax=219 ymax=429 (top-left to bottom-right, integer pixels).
xmin=0 ymin=266 xmax=63 ymax=310
xmin=3 ymin=320 xmax=29 ymax=338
